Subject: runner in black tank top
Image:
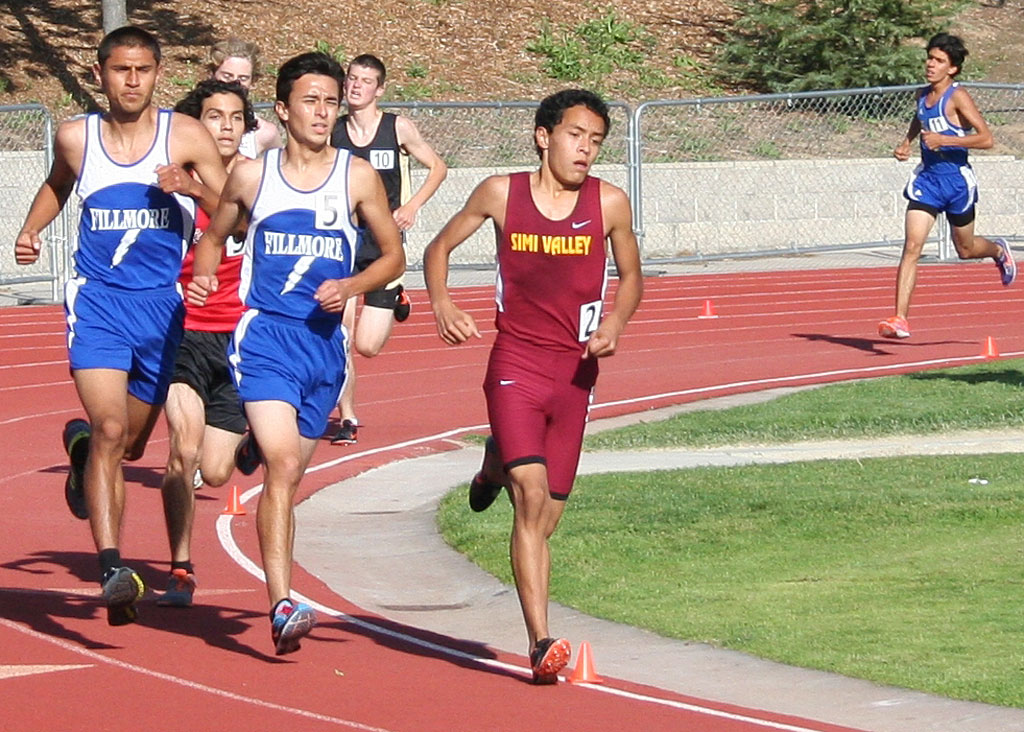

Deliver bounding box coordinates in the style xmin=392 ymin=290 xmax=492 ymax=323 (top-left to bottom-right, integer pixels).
xmin=331 ymin=112 xmax=403 ymax=269
xmin=328 ymin=54 xmax=448 ymax=445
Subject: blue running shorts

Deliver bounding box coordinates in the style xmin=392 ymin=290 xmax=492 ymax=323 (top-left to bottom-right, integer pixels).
xmin=228 ymin=310 xmax=347 ymax=439
xmin=903 ymin=163 xmax=978 ymax=216
xmin=64 ymin=278 xmax=185 ymax=405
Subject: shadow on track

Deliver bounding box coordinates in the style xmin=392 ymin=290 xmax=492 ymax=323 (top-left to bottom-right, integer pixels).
xmin=317 ymin=613 xmax=522 ymax=682
xmin=792 ymin=332 xmax=971 ymax=355
xmin=1 ymin=550 xmax=276 ymax=661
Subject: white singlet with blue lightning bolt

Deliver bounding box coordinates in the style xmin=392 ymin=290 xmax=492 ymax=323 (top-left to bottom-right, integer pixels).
xmin=74 ymin=109 xmax=196 ymax=289
xmin=239 ymin=147 xmax=358 ymax=324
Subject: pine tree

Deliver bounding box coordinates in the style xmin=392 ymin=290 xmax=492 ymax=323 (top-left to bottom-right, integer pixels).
xmin=718 ymin=0 xmax=968 ymax=92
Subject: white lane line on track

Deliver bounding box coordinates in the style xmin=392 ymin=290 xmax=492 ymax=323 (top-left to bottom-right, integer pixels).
xmin=594 ymin=351 xmax=1024 ymax=411
xmin=0 ymin=407 xmax=80 ymax=427
xmin=0 ymin=379 xmax=74 ymax=392
xmin=0 ymin=618 xmax=398 ymax=732
xmin=0 ymin=359 xmax=66 ymax=370
xmin=217 ymin=433 xmax=852 ymax=731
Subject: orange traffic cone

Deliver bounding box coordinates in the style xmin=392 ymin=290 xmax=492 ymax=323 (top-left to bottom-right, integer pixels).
xmin=567 ymin=640 xmax=603 ymax=684
xmin=982 ymin=336 xmax=1000 ymax=359
xmin=223 ymin=485 xmax=246 ymax=515
xmin=698 ymin=299 xmax=718 ymax=319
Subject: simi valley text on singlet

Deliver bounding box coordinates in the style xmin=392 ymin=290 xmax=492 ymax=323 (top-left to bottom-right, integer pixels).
xmin=496 ymin=172 xmax=607 ymax=352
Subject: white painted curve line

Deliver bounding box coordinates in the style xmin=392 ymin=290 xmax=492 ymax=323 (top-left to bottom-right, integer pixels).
xmin=0 ymin=407 xmax=81 ymax=427
xmin=0 ymin=618 xmax=396 ymax=732
xmin=217 ymin=428 xmax=844 ymax=731
xmin=593 ymin=351 xmax=1024 ymax=412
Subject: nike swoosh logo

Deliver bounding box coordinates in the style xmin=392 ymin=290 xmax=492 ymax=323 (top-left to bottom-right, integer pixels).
xmin=499 ymin=379 xmax=516 ymax=386
xmin=571 ymin=220 xmax=591 ymax=229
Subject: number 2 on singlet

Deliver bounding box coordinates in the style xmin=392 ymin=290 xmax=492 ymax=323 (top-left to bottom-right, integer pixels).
xmin=578 ymin=299 xmax=602 ymax=341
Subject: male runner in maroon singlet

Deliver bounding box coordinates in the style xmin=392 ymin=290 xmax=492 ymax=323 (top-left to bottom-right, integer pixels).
xmin=424 ymin=89 xmax=643 ymax=684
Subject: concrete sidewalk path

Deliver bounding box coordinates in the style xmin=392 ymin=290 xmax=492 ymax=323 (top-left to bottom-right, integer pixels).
xmin=296 ymin=425 xmax=1024 ymax=732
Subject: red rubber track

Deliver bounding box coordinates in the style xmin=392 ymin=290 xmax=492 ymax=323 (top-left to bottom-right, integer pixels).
xmin=2 ymin=262 xmax=1020 ymax=731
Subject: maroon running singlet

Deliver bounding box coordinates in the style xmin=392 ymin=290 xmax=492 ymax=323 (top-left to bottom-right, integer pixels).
xmin=495 ymin=172 xmax=607 ymax=352
xmin=485 ymin=172 xmax=608 ymax=499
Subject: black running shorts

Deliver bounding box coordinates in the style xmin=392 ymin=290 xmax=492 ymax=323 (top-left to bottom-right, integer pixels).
xmin=171 ymin=329 xmax=247 ymax=434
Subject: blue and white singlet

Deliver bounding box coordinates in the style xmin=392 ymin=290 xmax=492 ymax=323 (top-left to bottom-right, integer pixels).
xmin=917 ymin=83 xmax=970 ymax=173
xmin=240 ymin=147 xmax=359 ymax=324
xmin=74 ymin=110 xmax=196 ymax=290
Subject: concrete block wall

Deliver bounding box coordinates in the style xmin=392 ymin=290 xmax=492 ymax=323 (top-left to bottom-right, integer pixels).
xmin=7 ymin=153 xmax=1023 ymax=282
xmin=635 ymin=156 xmax=1024 ymax=259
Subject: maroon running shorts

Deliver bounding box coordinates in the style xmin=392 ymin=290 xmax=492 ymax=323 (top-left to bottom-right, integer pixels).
xmin=483 ymin=335 xmax=598 ymax=500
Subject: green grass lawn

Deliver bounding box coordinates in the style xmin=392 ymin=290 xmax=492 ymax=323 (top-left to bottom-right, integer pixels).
xmin=585 ymin=361 xmax=1024 ymax=450
xmin=438 ymin=361 xmax=1024 ymax=707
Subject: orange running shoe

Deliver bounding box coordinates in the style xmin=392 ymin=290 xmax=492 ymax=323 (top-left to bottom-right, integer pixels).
xmin=530 ymin=637 xmax=571 ymax=684
xmin=877 ymin=315 xmax=910 ymax=339
xmin=394 ymin=285 xmax=411 ymax=322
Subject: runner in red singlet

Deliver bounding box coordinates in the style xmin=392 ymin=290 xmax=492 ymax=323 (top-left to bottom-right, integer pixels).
xmin=424 ymin=89 xmax=643 ymax=684
xmin=155 ymin=79 xmax=257 ymax=607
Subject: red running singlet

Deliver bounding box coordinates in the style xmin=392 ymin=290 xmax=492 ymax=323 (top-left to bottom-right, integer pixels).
xmin=179 ymin=206 xmax=246 ymax=332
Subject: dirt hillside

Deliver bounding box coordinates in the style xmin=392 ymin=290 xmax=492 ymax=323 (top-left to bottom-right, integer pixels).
xmin=2 ymin=1 xmax=1023 ymax=117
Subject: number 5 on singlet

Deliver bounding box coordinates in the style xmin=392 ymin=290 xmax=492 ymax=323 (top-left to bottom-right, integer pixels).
xmin=315 ymin=193 xmax=346 ymax=230
xmin=578 ymin=299 xmax=602 ymax=342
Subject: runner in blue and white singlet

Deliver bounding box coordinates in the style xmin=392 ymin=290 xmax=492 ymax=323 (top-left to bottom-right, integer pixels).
xmin=880 ymin=32 xmax=1014 ymax=343
xmin=66 ymin=108 xmax=197 ymax=405
xmin=15 ymin=27 xmax=229 ymax=626
xmin=238 ymin=147 xmax=358 ymax=323
xmin=229 ymin=146 xmax=360 ymax=439
xmin=903 ymin=82 xmax=977 ymax=216
xmin=75 ymin=109 xmax=196 ymax=289
xmin=188 ymin=52 xmax=403 ymax=653
xmin=916 ymin=82 xmax=970 ymax=170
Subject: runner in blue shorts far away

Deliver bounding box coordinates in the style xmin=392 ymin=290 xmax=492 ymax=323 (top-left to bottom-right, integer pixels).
xmin=879 ymin=32 xmax=1015 ymax=340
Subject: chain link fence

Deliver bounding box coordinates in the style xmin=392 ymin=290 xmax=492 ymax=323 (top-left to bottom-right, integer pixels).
xmin=376 ymin=101 xmax=632 ymax=268
xmin=254 ymin=100 xmax=632 ymax=268
xmin=4 ymin=85 xmax=1024 ymax=301
xmin=634 ymin=83 xmax=1024 ymax=261
xmin=0 ymin=104 xmax=63 ymax=302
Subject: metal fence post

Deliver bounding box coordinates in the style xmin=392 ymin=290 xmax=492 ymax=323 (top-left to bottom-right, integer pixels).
xmin=0 ymin=103 xmax=61 ymax=301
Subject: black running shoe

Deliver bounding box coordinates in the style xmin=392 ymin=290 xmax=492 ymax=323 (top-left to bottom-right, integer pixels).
xmin=530 ymin=637 xmax=571 ymax=684
xmin=331 ymin=419 xmax=358 ymax=445
xmin=101 ymin=566 xmax=145 ymax=626
xmin=62 ymin=419 xmax=90 ymax=520
xmin=469 ymin=474 xmax=503 ymax=513
xmin=469 ymin=437 xmax=503 ymax=512
xmin=394 ymin=286 xmax=411 ymax=323
xmin=234 ymin=432 xmax=262 ymax=476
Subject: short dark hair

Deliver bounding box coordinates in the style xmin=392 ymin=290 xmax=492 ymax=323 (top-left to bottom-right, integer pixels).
xmin=534 ymin=89 xmax=611 ymax=159
xmin=174 ymin=79 xmax=258 ymax=133
xmin=275 ymin=52 xmax=344 ymax=103
xmin=347 ymin=54 xmax=387 ymax=85
xmin=927 ymin=33 xmax=968 ymax=75
xmin=98 ymin=26 xmax=161 ymax=68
